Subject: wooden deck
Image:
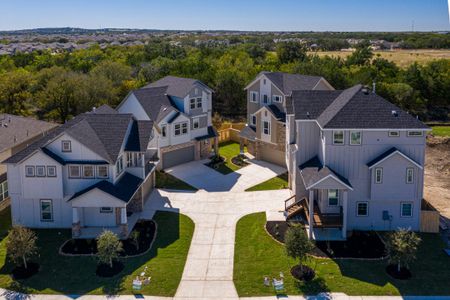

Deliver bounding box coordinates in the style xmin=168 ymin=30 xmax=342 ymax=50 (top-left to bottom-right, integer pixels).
xmin=301 ymin=198 xmax=343 ymax=228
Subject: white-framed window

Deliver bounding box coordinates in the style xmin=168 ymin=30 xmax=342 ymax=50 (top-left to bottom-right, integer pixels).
xmin=328 ymin=189 xmax=339 ymax=206
xmin=406 ymin=168 xmax=414 ymax=184
xmin=0 ymin=181 xmax=8 ymax=201
xmin=83 ymin=165 xmax=94 ymax=178
xmin=174 ymin=122 xmax=188 ymax=136
xmin=97 ymin=165 xmax=108 ymax=178
xmin=100 ymin=207 xmax=113 ymax=213
xmin=272 ymin=95 xmax=282 ymax=102
xmin=401 ymin=202 xmax=413 ymax=217
xmin=263 ymin=79 xmax=267 ymax=85
xmin=356 ymin=202 xmax=369 ymax=216
xmin=47 ymin=166 xmax=57 ymax=177
xmin=333 ymin=131 xmax=344 ymax=145
xmin=193 ymin=118 xmax=200 ymax=129
xmin=407 ymin=131 xmax=423 ymax=137
xmin=196 ymin=97 xmax=202 ymax=109
xmin=250 ymin=114 xmax=256 ymax=126
xmin=375 ymin=167 xmax=383 ymax=184
xmin=161 ymin=125 xmax=167 ymax=138
xmin=263 ymin=121 xmax=270 ymax=135
xmin=189 ymin=98 xmax=196 ymax=110
xmin=261 ymin=94 xmax=269 ymax=104
xmin=36 ymin=165 xmax=46 ymax=177
xmin=350 ymin=131 xmax=361 ymax=145
xmin=250 ymin=91 xmax=259 ymax=103
xmin=69 ymin=165 xmax=81 ymax=178
xmin=40 ymin=199 xmax=53 ymax=222
xmin=388 ymin=131 xmax=400 ymax=137
xmin=25 ymin=165 xmax=35 ymax=177
xmin=61 ymin=140 xmax=71 ymax=152
xmin=116 ymin=156 xmax=124 ymax=175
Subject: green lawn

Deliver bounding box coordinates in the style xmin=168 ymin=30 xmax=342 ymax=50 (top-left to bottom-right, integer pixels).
xmin=431 ymin=126 xmax=450 ymax=137
xmin=234 ymin=212 xmax=450 ymax=297
xmin=209 ymin=141 xmax=243 ymax=175
xmin=245 ymin=173 xmax=289 ymax=191
xmin=155 ymin=171 xmax=198 ymax=191
xmin=0 ymin=210 xmax=194 ymax=296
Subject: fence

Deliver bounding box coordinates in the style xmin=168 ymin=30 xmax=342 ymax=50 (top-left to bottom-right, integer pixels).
xmin=420 ymin=199 xmax=440 ymax=233
xmin=217 ymin=122 xmax=246 ymax=143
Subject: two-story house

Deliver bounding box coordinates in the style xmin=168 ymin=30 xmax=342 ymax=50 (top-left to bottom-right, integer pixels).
xmin=284 ymin=84 xmax=429 ymax=240
xmin=240 ymin=72 xmax=334 ymax=166
xmin=3 ymin=105 xmax=157 ymax=239
xmin=117 ymin=76 xmax=218 ymax=169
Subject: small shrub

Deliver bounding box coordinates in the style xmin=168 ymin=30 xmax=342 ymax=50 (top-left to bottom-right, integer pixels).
xmin=97 ymin=230 xmax=123 ymax=268
xmin=285 ymin=225 xmax=314 ymax=273
xmin=130 ymin=230 xmax=140 ymax=251
xmin=386 ymin=228 xmax=421 ymax=273
xmin=6 ymin=226 xmax=38 ymax=269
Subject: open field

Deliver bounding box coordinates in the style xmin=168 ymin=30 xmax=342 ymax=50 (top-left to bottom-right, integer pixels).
xmin=309 ymin=49 xmax=450 ymax=67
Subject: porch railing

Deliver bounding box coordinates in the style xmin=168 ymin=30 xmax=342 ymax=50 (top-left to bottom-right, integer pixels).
xmin=301 ymin=198 xmax=343 ymax=228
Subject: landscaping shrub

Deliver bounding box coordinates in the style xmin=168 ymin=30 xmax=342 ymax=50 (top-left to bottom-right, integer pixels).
xmin=6 ymin=226 xmax=39 ymax=278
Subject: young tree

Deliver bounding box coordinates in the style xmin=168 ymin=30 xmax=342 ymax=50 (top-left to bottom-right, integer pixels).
xmin=96 ymin=230 xmax=123 ymax=268
xmin=212 ymin=112 xmax=223 ymax=130
xmin=276 ymin=41 xmax=307 ymax=64
xmin=6 ymin=226 xmax=38 ymax=269
xmin=129 ymin=230 xmax=140 ymax=251
xmin=386 ymin=228 xmax=421 ymax=273
xmin=285 ymin=225 xmax=314 ymax=272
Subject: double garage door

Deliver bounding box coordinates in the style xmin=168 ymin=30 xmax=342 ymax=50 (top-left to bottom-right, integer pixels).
xmin=259 ymin=146 xmax=286 ymax=167
xmin=162 ymin=146 xmax=195 ymax=169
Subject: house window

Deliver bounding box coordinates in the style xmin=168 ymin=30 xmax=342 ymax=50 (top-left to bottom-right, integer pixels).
xmin=328 ymin=189 xmax=339 ymax=206
xmin=333 ymin=131 xmax=344 ymax=145
xmin=263 ymin=121 xmax=270 ymax=135
xmin=174 ymin=122 xmax=188 ymax=136
xmin=263 ymin=79 xmax=266 ymax=85
xmin=47 ymin=166 xmax=57 ymax=177
xmin=262 ymin=94 xmax=268 ymax=104
xmin=83 ymin=165 xmax=94 ymax=178
xmin=182 ymin=122 xmax=188 ymax=134
xmin=126 ymin=152 xmax=133 ymax=168
xmin=251 ymin=114 xmax=256 ymax=126
xmin=61 ymin=140 xmax=71 ymax=152
xmin=193 ymin=118 xmax=200 ymax=129
xmin=401 ymin=202 xmax=413 ymax=217
xmin=375 ymin=168 xmax=383 ymax=184
xmin=97 ymin=165 xmax=108 ymax=178
xmin=407 ymin=131 xmax=423 ymax=137
xmin=25 ymin=166 xmax=35 ymax=177
xmin=100 ymin=207 xmax=113 ymax=213
xmin=36 ymin=166 xmax=46 ymax=177
xmin=272 ymin=95 xmax=282 ymax=102
xmin=356 ymin=202 xmax=368 ymax=216
xmin=190 ymin=98 xmax=196 ymax=110
xmin=116 ymin=156 xmax=123 ymax=175
xmin=161 ymin=125 xmax=167 ymax=138
xmin=69 ymin=165 xmax=81 ymax=178
xmin=40 ymin=199 xmax=53 ymax=222
xmin=196 ymin=97 xmax=202 ymax=109
xmin=350 ymin=131 xmax=361 ymax=145
xmin=388 ymin=131 xmax=400 ymax=137
xmin=0 ymin=181 xmax=8 ymax=201
xmin=250 ymin=91 xmax=258 ymax=102
xmin=406 ymin=168 xmax=414 ymax=184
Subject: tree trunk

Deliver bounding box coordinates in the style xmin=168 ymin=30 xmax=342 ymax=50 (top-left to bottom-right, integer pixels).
xmin=397 ymin=261 xmax=401 ymax=273
xmin=109 ymin=257 xmax=113 ymax=268
xmin=22 ymin=256 xmax=27 ymax=269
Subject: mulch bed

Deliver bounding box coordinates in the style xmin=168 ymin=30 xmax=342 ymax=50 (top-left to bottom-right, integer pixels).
xmin=290 ymin=264 xmax=315 ymax=282
xmin=315 ymin=231 xmax=385 ymax=259
xmin=231 ymin=155 xmax=249 ymax=167
xmin=12 ymin=262 xmax=40 ymax=280
xmin=266 ymin=221 xmax=293 ymax=244
xmin=96 ymin=261 xmax=124 ymax=277
xmin=204 ymin=156 xmax=225 ymax=169
xmin=386 ymin=264 xmax=412 ymax=280
xmin=61 ymin=220 xmax=156 ymax=256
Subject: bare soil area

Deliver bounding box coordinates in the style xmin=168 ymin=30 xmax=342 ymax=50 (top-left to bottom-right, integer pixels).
xmin=424 ymin=135 xmax=450 ymax=220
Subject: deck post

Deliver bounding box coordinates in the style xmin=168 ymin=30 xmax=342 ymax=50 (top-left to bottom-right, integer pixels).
xmin=308 ymin=189 xmax=314 ymax=239
xmin=72 ymin=207 xmax=80 ymax=237
xmin=342 ymin=190 xmax=348 ymax=239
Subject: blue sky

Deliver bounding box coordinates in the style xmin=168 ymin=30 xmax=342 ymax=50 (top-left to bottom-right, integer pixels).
xmin=1 ymin=0 xmax=449 ymax=31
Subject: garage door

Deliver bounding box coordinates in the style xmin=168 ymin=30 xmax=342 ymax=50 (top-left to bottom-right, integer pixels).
xmin=260 ymin=146 xmax=286 ymax=167
xmin=162 ymin=146 xmax=195 ymax=169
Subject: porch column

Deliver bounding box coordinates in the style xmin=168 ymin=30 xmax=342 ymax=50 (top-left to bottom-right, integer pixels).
xmin=120 ymin=207 xmax=128 ymax=239
xmin=308 ymin=190 xmax=314 ymax=239
xmin=72 ymin=207 xmax=81 ymax=237
xmin=342 ymin=190 xmax=348 ymax=239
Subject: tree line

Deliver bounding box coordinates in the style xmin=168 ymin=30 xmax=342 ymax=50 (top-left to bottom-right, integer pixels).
xmin=0 ymin=40 xmax=449 ymax=123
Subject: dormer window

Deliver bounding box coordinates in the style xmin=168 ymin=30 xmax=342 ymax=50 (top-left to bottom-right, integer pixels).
xmin=61 ymin=140 xmax=71 ymax=152
xmin=196 ymin=97 xmax=202 ymax=109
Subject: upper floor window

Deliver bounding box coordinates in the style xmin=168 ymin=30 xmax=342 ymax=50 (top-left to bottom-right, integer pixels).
xmin=263 ymin=121 xmax=270 ymax=135
xmin=0 ymin=181 xmax=8 ymax=202
xmin=263 ymin=79 xmax=267 ymax=85
xmin=272 ymin=95 xmax=282 ymax=103
xmin=69 ymin=165 xmax=81 ymax=178
xmin=47 ymin=166 xmax=57 ymax=177
xmin=189 ymin=98 xmax=196 ymax=110
xmin=100 ymin=207 xmax=113 ymax=213
xmin=401 ymin=202 xmax=413 ymax=217
xmin=350 ymin=131 xmax=361 ymax=145
xmin=262 ymin=94 xmax=269 ymax=104
xmin=40 ymin=199 xmax=53 ymax=222
xmin=174 ymin=122 xmax=188 ymax=136
xmin=406 ymin=168 xmax=414 ymax=184
xmin=407 ymin=131 xmax=423 ymax=137
xmin=196 ymin=97 xmax=202 ymax=109
xmin=83 ymin=165 xmax=94 ymax=178
xmin=161 ymin=125 xmax=167 ymax=138
xmin=250 ymin=91 xmax=258 ymax=103
xmin=36 ymin=166 xmax=46 ymax=177
xmin=375 ymin=167 xmax=383 ymax=184
xmin=328 ymin=189 xmax=339 ymax=206
xmin=97 ymin=165 xmax=108 ymax=179
xmin=25 ymin=166 xmax=35 ymax=177
xmin=116 ymin=156 xmax=124 ymax=175
xmin=250 ymin=114 xmax=256 ymax=126
xmin=193 ymin=118 xmax=200 ymax=129
xmin=333 ymin=131 xmax=344 ymax=145
xmin=388 ymin=131 xmax=400 ymax=137
xmin=61 ymin=140 xmax=71 ymax=152
xmin=356 ymin=202 xmax=369 ymax=216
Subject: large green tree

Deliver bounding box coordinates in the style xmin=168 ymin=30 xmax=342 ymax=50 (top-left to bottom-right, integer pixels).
xmin=0 ymin=69 xmax=33 ymax=115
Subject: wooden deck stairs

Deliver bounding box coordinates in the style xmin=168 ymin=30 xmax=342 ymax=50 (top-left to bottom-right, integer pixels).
xmin=284 ymin=195 xmax=306 ymax=219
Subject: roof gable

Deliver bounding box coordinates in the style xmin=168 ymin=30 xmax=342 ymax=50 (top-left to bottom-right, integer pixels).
xmin=144 ymin=76 xmax=212 ymax=98
xmin=245 ymin=72 xmax=326 ymax=95
xmin=367 ymin=147 xmax=423 ymax=169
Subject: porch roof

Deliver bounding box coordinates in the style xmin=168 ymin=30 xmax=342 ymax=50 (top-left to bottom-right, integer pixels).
xmin=239 ymin=125 xmax=256 ymax=141
xmin=195 ymin=126 xmax=218 ymax=141
xmin=299 ymin=156 xmax=353 ymax=190
xmin=69 ymin=172 xmax=143 ymax=203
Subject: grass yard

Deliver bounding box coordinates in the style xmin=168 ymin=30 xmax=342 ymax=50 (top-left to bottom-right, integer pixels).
xmin=0 ymin=210 xmax=194 ymax=296
xmin=431 ymin=126 xmax=450 ymax=137
xmin=234 ymin=212 xmax=450 ymax=297
xmin=245 ymin=173 xmax=289 ymax=191
xmin=213 ymin=141 xmax=243 ymax=175
xmin=155 ymin=171 xmax=198 ymax=191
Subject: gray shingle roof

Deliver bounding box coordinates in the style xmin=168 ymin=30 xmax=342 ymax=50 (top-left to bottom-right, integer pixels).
xmin=299 ymin=156 xmax=352 ymax=189
xmin=144 ymin=75 xmax=211 ymax=98
xmin=195 ymin=126 xmax=218 ymax=141
xmin=131 ymin=87 xmax=177 ymax=123
xmin=266 ymin=104 xmax=286 ymax=122
xmin=125 ymin=120 xmax=153 ymax=152
xmin=262 ymin=72 xmax=324 ymax=95
xmin=92 ymin=104 xmax=118 ymax=114
xmin=239 ymin=125 xmax=256 ymax=141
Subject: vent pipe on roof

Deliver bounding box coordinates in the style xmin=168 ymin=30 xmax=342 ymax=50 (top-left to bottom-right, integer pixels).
xmin=391 ymin=110 xmax=398 ymax=117
xmin=361 ymin=86 xmax=370 ymax=95
xmin=372 ymin=81 xmax=376 ymax=94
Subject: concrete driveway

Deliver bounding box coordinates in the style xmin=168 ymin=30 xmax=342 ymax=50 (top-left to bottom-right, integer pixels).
xmin=164 ymin=159 xmax=286 ymax=192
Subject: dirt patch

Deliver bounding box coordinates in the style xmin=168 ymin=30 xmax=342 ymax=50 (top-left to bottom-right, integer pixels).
xmin=424 ymin=135 xmax=450 ymax=221
xmin=290 ymin=264 xmax=315 ymax=282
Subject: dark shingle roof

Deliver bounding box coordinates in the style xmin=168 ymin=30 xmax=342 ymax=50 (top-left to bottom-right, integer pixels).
xmin=262 ymin=72 xmax=324 ymax=95
xmin=144 ymin=75 xmax=211 ymax=98
xmin=366 ymin=147 xmax=421 ymax=168
xmin=92 ymin=104 xmax=118 ymax=114
xmin=239 ymin=125 xmax=256 ymax=141
xmin=299 ymin=156 xmax=352 ymax=189
xmin=195 ymin=126 xmax=218 ymax=141
xmin=290 ymin=90 xmax=342 ymax=119
xmin=41 ymin=148 xmax=108 ymax=165
xmin=69 ymin=172 xmax=143 ymax=203
xmin=167 ymin=112 xmax=181 ymax=124
xmin=131 ymin=87 xmax=176 ymax=123
xmin=125 ymin=120 xmax=153 ymax=152
xmin=266 ymin=104 xmax=286 ymax=122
